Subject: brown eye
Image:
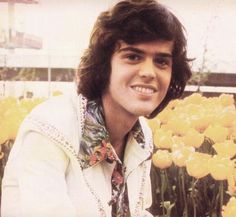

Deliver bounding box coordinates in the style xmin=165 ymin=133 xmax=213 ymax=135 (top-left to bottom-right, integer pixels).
xmin=125 ymin=53 xmax=142 ymax=62
xmin=154 ymin=56 xmax=172 ymax=69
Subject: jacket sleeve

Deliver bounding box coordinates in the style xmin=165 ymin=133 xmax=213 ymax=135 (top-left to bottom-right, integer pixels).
xmin=1 ymin=131 xmax=77 ymax=217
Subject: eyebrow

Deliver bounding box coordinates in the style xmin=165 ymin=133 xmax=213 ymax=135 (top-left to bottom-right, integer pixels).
xmin=118 ymin=46 xmax=173 ymax=58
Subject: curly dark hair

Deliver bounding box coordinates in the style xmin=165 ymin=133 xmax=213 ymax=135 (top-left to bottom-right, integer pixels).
xmin=77 ymin=0 xmax=192 ymax=118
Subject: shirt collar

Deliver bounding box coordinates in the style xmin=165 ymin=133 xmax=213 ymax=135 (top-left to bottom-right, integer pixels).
xmin=79 ymin=99 xmax=146 ymax=169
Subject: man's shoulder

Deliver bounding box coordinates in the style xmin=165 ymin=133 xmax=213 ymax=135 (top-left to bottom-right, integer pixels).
xmin=31 ymin=95 xmax=76 ymax=118
xmin=26 ymin=95 xmax=81 ymax=136
xmin=33 ymin=94 xmax=73 ymax=110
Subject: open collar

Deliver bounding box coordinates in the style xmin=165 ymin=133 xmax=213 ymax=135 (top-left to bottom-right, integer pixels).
xmin=79 ymin=99 xmax=148 ymax=170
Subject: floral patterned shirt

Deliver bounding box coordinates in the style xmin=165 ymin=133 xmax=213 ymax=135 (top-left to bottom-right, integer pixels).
xmin=79 ymin=100 xmax=146 ymax=217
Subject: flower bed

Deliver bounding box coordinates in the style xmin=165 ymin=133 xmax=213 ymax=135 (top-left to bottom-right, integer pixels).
xmin=148 ymin=93 xmax=236 ymax=217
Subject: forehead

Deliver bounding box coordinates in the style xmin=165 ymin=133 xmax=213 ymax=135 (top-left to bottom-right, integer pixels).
xmin=115 ymin=40 xmax=174 ymax=55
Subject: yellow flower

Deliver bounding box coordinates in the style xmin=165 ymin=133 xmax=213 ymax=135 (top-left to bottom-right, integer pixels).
xmin=152 ymin=150 xmax=172 ymax=169
xmin=19 ymin=98 xmax=42 ymax=113
xmin=164 ymin=117 xmax=190 ymax=136
xmin=190 ymin=114 xmax=214 ymax=133
xmin=208 ymin=155 xmax=235 ymax=181
xmin=153 ymin=129 xmax=173 ymax=149
xmin=213 ymin=140 xmax=236 ymax=158
xmin=172 ymin=136 xmax=185 ymax=150
xmin=156 ymin=108 xmax=172 ymax=124
xmin=146 ymin=118 xmax=161 ymax=134
xmin=182 ymin=93 xmax=204 ymax=105
xmin=178 ymin=103 xmax=202 ymax=117
xmin=218 ymin=93 xmax=235 ymax=107
xmin=166 ymin=99 xmax=180 ymax=109
xmin=204 ymin=124 xmax=229 ymax=143
xmin=0 ymin=97 xmax=17 ymax=115
xmin=52 ymin=90 xmax=63 ymax=96
xmin=230 ymin=121 xmax=236 ymax=140
xmin=214 ymin=110 xmax=236 ymax=128
xmin=3 ymin=106 xmax=28 ymax=140
xmin=172 ymin=146 xmax=195 ymax=167
xmin=186 ymin=152 xmax=211 ymax=179
xmin=0 ymin=122 xmax=9 ymax=145
xmin=222 ymin=197 xmax=236 ymax=217
xmin=182 ymin=128 xmax=204 ymax=148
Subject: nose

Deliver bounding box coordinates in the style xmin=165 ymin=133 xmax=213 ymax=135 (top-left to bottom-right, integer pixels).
xmin=139 ymin=58 xmax=156 ymax=79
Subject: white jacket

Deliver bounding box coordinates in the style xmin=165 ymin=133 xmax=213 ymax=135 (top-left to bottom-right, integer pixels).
xmin=1 ymin=94 xmax=154 ymax=217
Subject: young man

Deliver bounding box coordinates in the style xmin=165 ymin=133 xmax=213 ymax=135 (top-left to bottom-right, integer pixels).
xmin=1 ymin=0 xmax=192 ymax=216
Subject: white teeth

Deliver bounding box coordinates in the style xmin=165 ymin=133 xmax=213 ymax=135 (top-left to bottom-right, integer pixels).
xmin=133 ymin=86 xmax=154 ymax=94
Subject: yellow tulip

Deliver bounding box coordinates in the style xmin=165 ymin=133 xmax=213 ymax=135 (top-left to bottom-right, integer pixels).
xmin=180 ymin=104 xmax=202 ymax=116
xmin=213 ymin=140 xmax=236 ymax=158
xmin=164 ymin=117 xmax=190 ymax=136
xmin=166 ymin=99 xmax=180 ymax=109
xmin=171 ymin=137 xmax=189 ymax=162
xmin=222 ymin=197 xmax=236 ymax=217
xmin=204 ymin=124 xmax=229 ymax=143
xmin=182 ymin=128 xmax=204 ymax=148
xmin=172 ymin=136 xmax=185 ymax=149
xmin=190 ymin=114 xmax=214 ymax=133
xmin=208 ymin=155 xmax=235 ymax=181
xmin=182 ymin=93 xmax=204 ymax=105
xmin=214 ymin=110 xmax=236 ymax=128
xmin=152 ymin=150 xmax=172 ymax=169
xmin=153 ymin=129 xmax=173 ymax=149
xmin=186 ymin=152 xmax=211 ymax=179
xmin=156 ymin=108 xmax=172 ymax=124
xmin=218 ymin=93 xmax=235 ymax=107
xmin=146 ymin=118 xmax=161 ymax=134
xmin=172 ymin=146 xmax=195 ymax=167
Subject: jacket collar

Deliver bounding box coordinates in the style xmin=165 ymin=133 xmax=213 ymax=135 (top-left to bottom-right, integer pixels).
xmin=79 ymin=99 xmax=150 ymax=170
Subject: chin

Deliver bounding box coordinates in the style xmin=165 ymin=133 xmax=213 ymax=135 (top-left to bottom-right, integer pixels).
xmin=133 ymin=108 xmax=155 ymax=117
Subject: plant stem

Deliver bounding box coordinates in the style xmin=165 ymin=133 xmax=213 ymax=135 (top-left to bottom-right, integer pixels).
xmin=219 ymin=181 xmax=224 ymax=216
xmin=191 ymin=179 xmax=198 ymax=217
xmin=180 ymin=168 xmax=188 ymax=217
xmin=160 ymin=170 xmax=166 ymax=217
xmin=164 ymin=169 xmax=172 ymax=200
xmin=178 ymin=169 xmax=183 ymax=211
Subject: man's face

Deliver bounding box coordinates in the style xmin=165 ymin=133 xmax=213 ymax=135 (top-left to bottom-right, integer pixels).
xmin=102 ymin=40 xmax=173 ymax=119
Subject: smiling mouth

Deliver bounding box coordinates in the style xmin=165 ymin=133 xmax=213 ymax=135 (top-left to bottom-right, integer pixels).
xmin=131 ymin=85 xmax=157 ymax=94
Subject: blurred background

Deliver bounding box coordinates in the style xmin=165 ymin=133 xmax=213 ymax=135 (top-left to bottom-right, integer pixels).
xmin=0 ymin=0 xmax=236 ymax=98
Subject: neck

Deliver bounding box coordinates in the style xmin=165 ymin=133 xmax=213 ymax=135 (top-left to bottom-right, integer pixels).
xmin=102 ymin=95 xmax=138 ymax=158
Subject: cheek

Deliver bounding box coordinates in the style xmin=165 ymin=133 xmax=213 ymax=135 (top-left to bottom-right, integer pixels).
xmin=167 ymin=74 xmax=172 ymax=87
xmin=110 ymin=68 xmax=133 ymax=86
xmin=160 ymin=72 xmax=172 ymax=90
